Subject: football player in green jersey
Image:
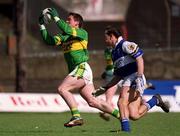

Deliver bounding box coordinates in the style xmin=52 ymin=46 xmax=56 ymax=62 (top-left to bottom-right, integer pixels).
xmin=99 ymin=41 xmax=118 ymax=121
xmin=38 ymin=8 xmax=120 ymax=127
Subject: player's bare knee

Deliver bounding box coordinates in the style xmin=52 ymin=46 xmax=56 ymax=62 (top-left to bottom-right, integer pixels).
xmin=57 ymin=86 xmax=65 ymax=96
xmin=129 ymin=114 xmax=139 ymax=121
xmin=129 ymin=109 xmax=140 ymax=120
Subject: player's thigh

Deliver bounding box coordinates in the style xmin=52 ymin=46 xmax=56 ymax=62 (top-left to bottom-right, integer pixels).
xmin=58 ymin=75 xmax=85 ymax=92
xmin=128 ymin=95 xmax=142 ymax=115
xmin=105 ymin=85 xmax=117 ymax=98
xmin=118 ymin=86 xmax=130 ymax=106
xmin=119 ymin=86 xmax=130 ymax=98
xmin=80 ymin=83 xmax=95 ymax=102
xmin=128 ymin=88 xmax=141 ymax=102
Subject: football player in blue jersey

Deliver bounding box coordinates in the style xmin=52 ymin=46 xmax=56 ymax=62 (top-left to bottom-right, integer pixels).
xmin=94 ymin=26 xmax=169 ymax=132
xmin=97 ymin=26 xmax=156 ymax=121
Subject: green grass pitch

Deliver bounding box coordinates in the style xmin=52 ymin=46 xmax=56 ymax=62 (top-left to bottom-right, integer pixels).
xmin=0 ymin=112 xmax=179 ymax=136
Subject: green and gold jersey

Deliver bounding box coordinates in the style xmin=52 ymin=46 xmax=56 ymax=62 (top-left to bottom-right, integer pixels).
xmin=104 ymin=47 xmax=114 ymax=71
xmin=40 ymin=19 xmax=89 ymax=73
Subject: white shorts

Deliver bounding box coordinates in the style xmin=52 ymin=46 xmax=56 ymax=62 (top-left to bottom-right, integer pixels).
xmin=117 ymin=73 xmax=146 ymax=94
xmin=69 ymin=62 xmax=93 ymax=85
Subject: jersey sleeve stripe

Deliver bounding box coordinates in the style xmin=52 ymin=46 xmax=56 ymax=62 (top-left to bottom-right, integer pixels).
xmin=133 ymin=49 xmax=143 ymax=58
xmin=72 ymin=28 xmax=77 ymax=37
xmin=54 ymin=36 xmax=62 ymax=45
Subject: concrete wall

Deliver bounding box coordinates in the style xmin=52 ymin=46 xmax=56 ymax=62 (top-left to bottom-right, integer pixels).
xmin=0 ymin=50 xmax=179 ymax=92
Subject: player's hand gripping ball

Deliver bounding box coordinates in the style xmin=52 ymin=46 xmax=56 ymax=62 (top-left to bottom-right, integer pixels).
xmin=42 ymin=8 xmax=52 ymax=24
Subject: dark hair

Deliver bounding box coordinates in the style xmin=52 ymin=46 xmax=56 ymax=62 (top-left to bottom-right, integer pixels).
xmin=68 ymin=12 xmax=84 ymax=28
xmin=105 ymin=25 xmax=121 ymax=38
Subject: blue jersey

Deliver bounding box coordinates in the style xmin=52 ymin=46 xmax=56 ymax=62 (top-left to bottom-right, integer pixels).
xmin=112 ymin=37 xmax=143 ymax=78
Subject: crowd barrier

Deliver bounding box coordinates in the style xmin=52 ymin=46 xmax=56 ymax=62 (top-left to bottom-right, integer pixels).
xmin=0 ymin=80 xmax=180 ymax=112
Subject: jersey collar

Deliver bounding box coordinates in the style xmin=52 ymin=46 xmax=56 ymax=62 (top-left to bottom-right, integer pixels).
xmin=115 ymin=36 xmax=123 ymax=47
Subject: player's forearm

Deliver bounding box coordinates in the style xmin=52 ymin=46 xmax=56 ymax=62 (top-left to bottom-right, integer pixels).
xmin=136 ymin=56 xmax=144 ymax=76
xmin=39 ymin=25 xmax=56 ymax=45
xmin=54 ymin=17 xmax=72 ymax=35
xmin=54 ymin=17 xmax=87 ymax=40
xmin=103 ymin=76 xmax=121 ymax=89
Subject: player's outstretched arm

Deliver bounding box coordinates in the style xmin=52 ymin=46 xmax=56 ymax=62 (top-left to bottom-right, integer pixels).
xmin=39 ymin=28 xmax=56 ymax=45
xmin=92 ymin=76 xmax=121 ymax=97
xmin=48 ymin=8 xmax=88 ymax=40
xmin=38 ymin=11 xmax=57 ymax=45
xmin=39 ymin=11 xmax=69 ymax=46
xmin=40 ymin=28 xmax=69 ymax=46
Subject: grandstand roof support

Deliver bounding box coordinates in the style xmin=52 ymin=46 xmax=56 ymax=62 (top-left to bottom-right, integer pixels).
xmin=165 ymin=0 xmax=171 ymax=50
xmin=14 ymin=0 xmax=27 ymax=92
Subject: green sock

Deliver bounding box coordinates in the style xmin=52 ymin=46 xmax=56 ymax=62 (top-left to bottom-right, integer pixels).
xmin=111 ymin=109 xmax=120 ymax=118
xmin=71 ymin=108 xmax=80 ymax=117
